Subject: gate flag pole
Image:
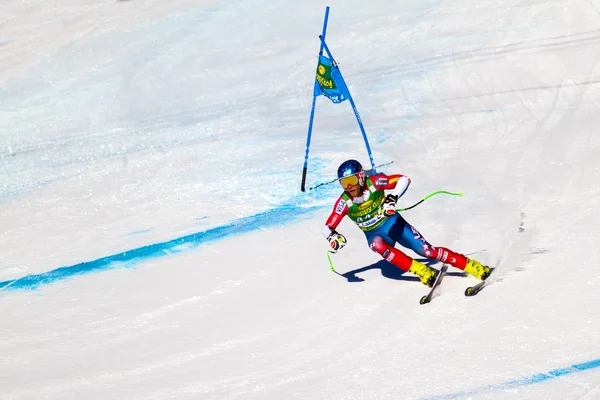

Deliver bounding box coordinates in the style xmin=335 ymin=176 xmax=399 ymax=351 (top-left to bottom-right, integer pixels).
xmin=301 ymin=6 xmax=330 ymax=192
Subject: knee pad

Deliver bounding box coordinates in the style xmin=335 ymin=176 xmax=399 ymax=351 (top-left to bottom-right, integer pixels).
xmin=370 ymin=235 xmax=413 ymax=271
xmin=423 ymin=246 xmax=437 ymax=258
xmin=370 ymin=236 xmax=388 ymax=255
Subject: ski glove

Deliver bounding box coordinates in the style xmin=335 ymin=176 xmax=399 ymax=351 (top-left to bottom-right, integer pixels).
xmin=382 ymin=194 xmax=399 ymax=217
xmin=328 ymin=231 xmax=347 ymax=252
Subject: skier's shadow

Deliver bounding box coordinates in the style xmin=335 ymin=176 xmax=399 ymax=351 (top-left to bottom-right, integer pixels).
xmin=338 ymin=258 xmax=468 ymax=283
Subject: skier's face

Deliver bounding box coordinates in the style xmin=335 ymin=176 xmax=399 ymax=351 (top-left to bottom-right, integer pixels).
xmin=346 ymin=183 xmax=362 ymax=197
xmin=339 ymin=173 xmax=363 ymax=197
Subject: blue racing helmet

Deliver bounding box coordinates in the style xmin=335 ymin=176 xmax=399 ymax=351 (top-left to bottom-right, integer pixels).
xmin=337 ymin=159 xmax=363 ymax=179
xmin=337 ymin=159 xmax=365 ymax=190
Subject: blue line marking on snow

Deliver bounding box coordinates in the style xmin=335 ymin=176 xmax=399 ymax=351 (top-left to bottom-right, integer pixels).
xmin=421 ymin=358 xmax=600 ymax=399
xmin=0 ymin=203 xmax=323 ymax=291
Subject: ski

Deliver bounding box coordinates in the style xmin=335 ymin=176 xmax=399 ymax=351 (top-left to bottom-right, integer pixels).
xmin=464 ymin=268 xmax=496 ymax=297
xmin=419 ymin=265 xmax=448 ymax=305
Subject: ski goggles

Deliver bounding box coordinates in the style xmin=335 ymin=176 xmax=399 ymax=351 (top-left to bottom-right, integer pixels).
xmin=339 ymin=174 xmax=361 ymax=189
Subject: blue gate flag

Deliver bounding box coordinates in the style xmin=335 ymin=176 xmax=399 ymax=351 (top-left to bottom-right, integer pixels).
xmin=313 ymin=55 xmax=350 ymax=104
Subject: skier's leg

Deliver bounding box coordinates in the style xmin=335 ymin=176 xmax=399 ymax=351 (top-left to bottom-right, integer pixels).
xmin=365 ymin=216 xmax=411 ymax=271
xmin=393 ymin=222 xmax=466 ymax=265
xmin=368 ymin=235 xmax=412 ymax=271
xmin=394 ymin=222 xmax=490 ymax=280
xmin=369 ymin=235 xmax=438 ymax=287
xmin=367 ymin=215 xmax=438 ymax=286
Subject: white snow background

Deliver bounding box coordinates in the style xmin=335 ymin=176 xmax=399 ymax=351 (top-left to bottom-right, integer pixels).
xmin=1 ymin=0 xmax=600 ymax=399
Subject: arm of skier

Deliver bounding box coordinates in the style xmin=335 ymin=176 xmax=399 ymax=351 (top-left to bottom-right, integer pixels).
xmin=322 ymin=196 xmax=349 ymax=251
xmin=371 ymin=174 xmax=411 ymax=216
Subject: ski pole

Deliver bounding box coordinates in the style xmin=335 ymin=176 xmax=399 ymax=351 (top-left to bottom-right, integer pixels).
xmin=326 ymin=250 xmax=337 ymax=272
xmin=396 ymin=190 xmax=463 ymax=212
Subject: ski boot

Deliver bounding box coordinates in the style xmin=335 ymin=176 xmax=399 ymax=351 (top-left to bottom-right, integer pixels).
xmin=408 ymin=259 xmax=438 ymax=287
xmin=464 ymin=258 xmax=491 ymax=280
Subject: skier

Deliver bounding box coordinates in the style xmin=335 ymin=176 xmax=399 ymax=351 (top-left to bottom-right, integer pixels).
xmin=322 ymin=159 xmax=490 ymax=287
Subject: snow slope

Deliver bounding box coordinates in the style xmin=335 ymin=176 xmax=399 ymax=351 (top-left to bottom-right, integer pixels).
xmin=1 ymin=0 xmax=600 ymax=399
